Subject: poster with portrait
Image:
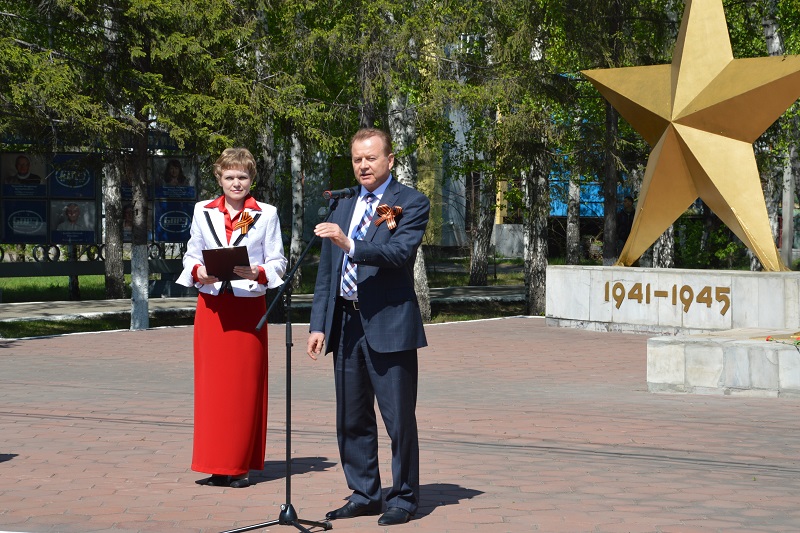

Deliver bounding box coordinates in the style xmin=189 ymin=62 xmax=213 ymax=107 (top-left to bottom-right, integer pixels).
xmin=2 ymin=153 xmax=47 ymax=197
xmin=154 ymin=201 xmax=193 ymax=242
xmin=50 ymin=200 xmax=96 ymax=244
xmin=153 ymin=157 xmax=196 ymax=200
xmin=47 ymin=154 xmax=96 ymax=198
xmin=3 ymin=199 xmax=47 ymax=244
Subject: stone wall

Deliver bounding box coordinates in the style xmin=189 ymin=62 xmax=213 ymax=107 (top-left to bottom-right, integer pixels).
xmin=546 ymin=265 xmax=800 ymax=335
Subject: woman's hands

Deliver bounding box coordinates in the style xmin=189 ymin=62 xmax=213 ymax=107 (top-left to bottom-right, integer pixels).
xmin=196 ymin=265 xmax=219 ymax=285
xmin=197 ymin=265 xmax=260 ymax=284
xmin=195 ymin=265 xmax=261 ymax=285
xmin=232 ymin=265 xmax=260 ymax=281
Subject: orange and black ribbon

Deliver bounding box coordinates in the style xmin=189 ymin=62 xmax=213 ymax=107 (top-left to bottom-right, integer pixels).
xmin=374 ymin=204 xmax=402 ymax=230
xmin=233 ymin=212 xmax=255 ymax=234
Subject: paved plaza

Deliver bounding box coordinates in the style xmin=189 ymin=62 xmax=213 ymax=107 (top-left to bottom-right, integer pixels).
xmin=2 ymin=316 xmax=800 ymax=532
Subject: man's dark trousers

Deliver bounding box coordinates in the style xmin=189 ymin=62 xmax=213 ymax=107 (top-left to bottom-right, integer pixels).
xmin=332 ymin=303 xmax=419 ymax=515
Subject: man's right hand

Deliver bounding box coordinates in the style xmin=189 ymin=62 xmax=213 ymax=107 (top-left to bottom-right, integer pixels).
xmin=313 ymin=222 xmax=351 ymax=252
xmin=307 ymin=332 xmax=326 ymax=360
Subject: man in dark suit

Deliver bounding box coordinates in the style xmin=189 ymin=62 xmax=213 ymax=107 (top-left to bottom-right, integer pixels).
xmin=307 ymin=128 xmax=429 ymax=526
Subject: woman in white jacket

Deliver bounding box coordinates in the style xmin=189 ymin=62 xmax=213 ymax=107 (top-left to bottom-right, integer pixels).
xmin=177 ymin=147 xmax=286 ymax=488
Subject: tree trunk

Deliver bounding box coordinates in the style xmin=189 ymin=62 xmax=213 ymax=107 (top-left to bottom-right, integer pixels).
xmin=101 ymin=8 xmax=126 ymax=300
xmin=602 ymin=0 xmax=622 ymax=265
xmin=749 ymin=169 xmax=780 ymax=271
xmin=757 ymin=0 xmax=796 ymax=269
xmin=522 ymin=150 xmax=549 ymax=316
xmin=67 ymin=245 xmax=81 ymax=300
xmin=388 ymin=92 xmax=431 ymax=321
xmin=130 ymin=116 xmax=150 ymax=330
xmin=602 ymin=102 xmax=619 ymax=265
xmin=358 ymin=39 xmax=378 ymax=128
xmin=566 ymin=175 xmax=580 ymax=264
xmin=256 ymin=124 xmax=278 ymax=206
xmin=256 ymin=124 xmax=287 ymax=323
xmin=289 ymin=131 xmax=304 ymax=290
xmin=103 ymin=154 xmax=126 ymax=299
xmin=127 ymin=22 xmax=152 ymax=329
xmin=700 ymin=200 xmax=713 ymax=258
xmin=468 ymin=169 xmax=495 ymax=286
xmin=781 ymin=147 xmax=795 ymax=267
xmin=652 ymin=226 xmax=675 ymax=268
xmin=760 ymin=0 xmax=783 ymax=56
xmin=627 ymin=165 xmax=672 ymax=268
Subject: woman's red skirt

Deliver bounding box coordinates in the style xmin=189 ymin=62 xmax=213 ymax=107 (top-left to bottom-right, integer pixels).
xmin=191 ymin=292 xmax=268 ymax=476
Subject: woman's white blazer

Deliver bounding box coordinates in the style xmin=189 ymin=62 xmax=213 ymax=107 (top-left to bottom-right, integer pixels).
xmin=176 ymin=199 xmax=286 ymax=297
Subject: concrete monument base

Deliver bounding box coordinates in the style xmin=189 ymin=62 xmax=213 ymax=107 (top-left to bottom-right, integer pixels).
xmin=546 ymin=265 xmax=800 ymax=396
xmin=648 ymin=329 xmax=800 ymax=397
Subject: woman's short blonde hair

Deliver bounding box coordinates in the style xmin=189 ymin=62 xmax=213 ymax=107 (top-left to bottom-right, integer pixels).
xmin=213 ymin=148 xmax=257 ymax=180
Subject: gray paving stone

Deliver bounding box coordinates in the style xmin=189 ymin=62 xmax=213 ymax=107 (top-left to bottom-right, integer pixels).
xmin=1 ymin=317 xmax=799 ymax=532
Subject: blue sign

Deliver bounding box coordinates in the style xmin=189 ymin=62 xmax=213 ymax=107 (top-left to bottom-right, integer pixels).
xmin=549 ymin=180 xmax=605 ymax=217
xmin=3 ymin=199 xmax=47 ymax=243
xmin=154 ymin=201 xmax=193 ymax=242
xmin=48 ymin=154 xmax=95 ymax=198
xmin=549 ymin=180 xmax=634 ymax=218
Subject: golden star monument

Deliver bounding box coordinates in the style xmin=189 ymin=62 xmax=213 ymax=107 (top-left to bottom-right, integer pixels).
xmin=582 ymin=0 xmax=800 ymax=271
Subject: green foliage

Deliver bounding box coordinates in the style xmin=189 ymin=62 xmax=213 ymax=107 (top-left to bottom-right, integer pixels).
xmin=674 ymin=216 xmax=749 ymax=270
xmin=1 ymin=0 xmax=799 ymax=269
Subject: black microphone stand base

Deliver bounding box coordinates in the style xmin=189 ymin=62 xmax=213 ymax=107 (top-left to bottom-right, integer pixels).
xmin=221 ymin=504 xmax=331 ymax=533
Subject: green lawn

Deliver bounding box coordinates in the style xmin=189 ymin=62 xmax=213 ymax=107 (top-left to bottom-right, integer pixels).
xmin=0 ymin=275 xmax=128 ymax=303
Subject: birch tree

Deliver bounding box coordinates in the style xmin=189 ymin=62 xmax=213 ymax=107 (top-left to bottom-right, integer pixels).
xmin=566 ymin=176 xmax=581 ymax=264
xmin=289 ymin=130 xmax=304 ymax=289
xmin=389 ymin=93 xmax=431 ymax=320
xmin=745 ymin=0 xmax=799 ymax=269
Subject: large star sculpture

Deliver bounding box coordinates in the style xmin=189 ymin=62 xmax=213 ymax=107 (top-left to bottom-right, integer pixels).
xmin=582 ymin=0 xmax=800 ymax=271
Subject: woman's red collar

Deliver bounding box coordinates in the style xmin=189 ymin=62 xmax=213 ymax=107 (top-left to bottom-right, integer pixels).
xmin=204 ymin=194 xmax=261 ymax=211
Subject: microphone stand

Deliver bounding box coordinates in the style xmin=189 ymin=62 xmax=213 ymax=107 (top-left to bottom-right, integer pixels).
xmin=221 ymin=201 xmax=341 ymax=533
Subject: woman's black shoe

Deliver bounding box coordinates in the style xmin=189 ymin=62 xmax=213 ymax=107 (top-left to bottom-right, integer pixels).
xmin=196 ymin=475 xmax=230 ymax=487
xmin=229 ymin=477 xmax=250 ymax=488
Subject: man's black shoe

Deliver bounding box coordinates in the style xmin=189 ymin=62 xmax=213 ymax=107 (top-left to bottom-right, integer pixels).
xmin=378 ymin=507 xmax=412 ymax=525
xmin=325 ymin=500 xmax=382 ymax=520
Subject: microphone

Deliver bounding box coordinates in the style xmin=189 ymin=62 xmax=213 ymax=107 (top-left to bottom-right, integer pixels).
xmin=323 ymin=187 xmax=357 ymax=200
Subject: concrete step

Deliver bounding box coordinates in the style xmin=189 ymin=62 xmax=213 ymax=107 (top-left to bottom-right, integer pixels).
xmin=648 ymin=327 xmax=800 ymax=397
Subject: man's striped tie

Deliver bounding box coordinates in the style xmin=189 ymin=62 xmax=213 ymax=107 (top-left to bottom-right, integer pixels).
xmin=341 ymin=193 xmax=376 ymax=298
